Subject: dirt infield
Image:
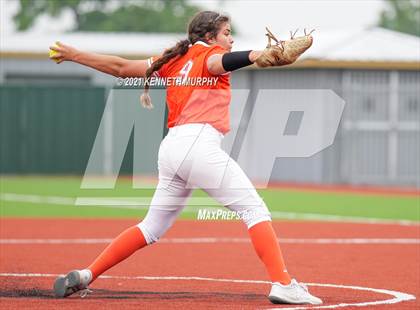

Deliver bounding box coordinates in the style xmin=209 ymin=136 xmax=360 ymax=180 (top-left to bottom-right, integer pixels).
xmin=0 ymin=219 xmax=419 ymax=309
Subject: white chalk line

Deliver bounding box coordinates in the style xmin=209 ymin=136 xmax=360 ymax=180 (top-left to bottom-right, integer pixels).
xmin=0 ymin=238 xmax=419 ymax=245
xmin=1 ymin=193 xmax=75 ymax=205
xmin=1 ymin=193 xmax=419 ymax=226
xmin=0 ymin=273 xmax=415 ymax=309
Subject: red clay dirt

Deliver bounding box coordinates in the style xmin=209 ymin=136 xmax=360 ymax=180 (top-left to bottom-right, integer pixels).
xmin=0 ymin=218 xmax=419 ymax=309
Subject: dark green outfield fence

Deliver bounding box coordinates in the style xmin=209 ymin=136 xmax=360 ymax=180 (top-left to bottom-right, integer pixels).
xmin=0 ymin=85 xmax=135 ymax=174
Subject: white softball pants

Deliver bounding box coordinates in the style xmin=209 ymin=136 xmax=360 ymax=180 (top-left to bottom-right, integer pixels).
xmin=137 ymin=123 xmax=271 ymax=244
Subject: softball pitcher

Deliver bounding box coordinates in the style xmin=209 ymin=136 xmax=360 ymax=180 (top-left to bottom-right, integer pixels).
xmin=50 ymin=11 xmax=321 ymax=305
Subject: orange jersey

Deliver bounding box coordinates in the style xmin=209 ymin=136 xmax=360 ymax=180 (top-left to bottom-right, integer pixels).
xmin=148 ymin=41 xmax=231 ymax=134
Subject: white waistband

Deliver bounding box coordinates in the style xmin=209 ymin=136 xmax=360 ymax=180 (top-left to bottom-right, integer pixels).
xmin=167 ymin=123 xmax=224 ymax=138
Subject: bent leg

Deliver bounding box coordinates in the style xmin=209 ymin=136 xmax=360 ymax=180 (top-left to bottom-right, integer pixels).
xmin=137 ymin=173 xmax=193 ymax=244
xmin=87 ymin=170 xmax=192 ymax=282
xmin=186 ymin=145 xmax=291 ymax=284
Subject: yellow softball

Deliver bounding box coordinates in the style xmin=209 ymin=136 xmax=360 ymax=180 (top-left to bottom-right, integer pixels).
xmin=49 ymin=43 xmax=60 ymax=63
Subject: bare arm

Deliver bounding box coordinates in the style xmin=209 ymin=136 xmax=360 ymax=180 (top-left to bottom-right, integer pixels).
xmin=207 ymin=50 xmax=263 ymax=75
xmin=49 ymin=42 xmax=149 ymax=78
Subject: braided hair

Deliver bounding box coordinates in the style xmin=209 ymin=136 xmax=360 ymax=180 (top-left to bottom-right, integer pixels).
xmin=140 ymin=11 xmax=230 ymax=109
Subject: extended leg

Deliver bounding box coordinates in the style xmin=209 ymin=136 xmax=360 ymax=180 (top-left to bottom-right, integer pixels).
xmin=182 ymin=142 xmax=291 ymax=285
xmin=54 ymin=162 xmax=191 ymax=297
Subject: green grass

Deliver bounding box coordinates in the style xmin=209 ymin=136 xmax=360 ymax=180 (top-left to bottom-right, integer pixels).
xmin=1 ymin=176 xmax=419 ymax=221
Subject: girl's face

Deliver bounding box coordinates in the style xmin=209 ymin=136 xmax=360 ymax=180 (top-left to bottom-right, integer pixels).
xmin=208 ymin=22 xmax=234 ymax=51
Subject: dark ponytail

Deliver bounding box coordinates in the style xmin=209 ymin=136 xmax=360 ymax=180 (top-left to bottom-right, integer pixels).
xmin=140 ymin=39 xmax=190 ymax=109
xmin=140 ymin=11 xmax=230 ymax=109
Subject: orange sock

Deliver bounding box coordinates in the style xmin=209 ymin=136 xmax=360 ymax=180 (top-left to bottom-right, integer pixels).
xmin=248 ymin=221 xmax=291 ymax=285
xmin=87 ymin=225 xmax=147 ymax=281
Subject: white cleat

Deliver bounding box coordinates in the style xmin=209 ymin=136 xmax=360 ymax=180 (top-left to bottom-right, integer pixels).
xmin=268 ymin=279 xmax=323 ymax=305
xmin=53 ymin=269 xmax=92 ymax=298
